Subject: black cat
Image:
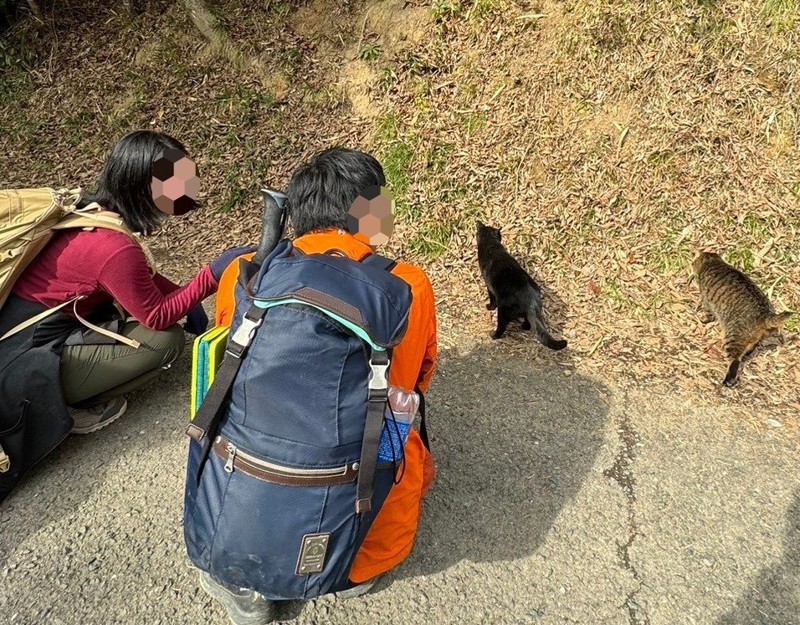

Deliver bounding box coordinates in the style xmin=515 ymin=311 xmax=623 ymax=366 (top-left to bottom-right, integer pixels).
xmin=476 ymin=221 xmax=567 ymax=350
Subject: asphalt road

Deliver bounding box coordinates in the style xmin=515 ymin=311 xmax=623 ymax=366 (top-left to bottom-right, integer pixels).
xmin=1 ymin=343 xmax=798 ymax=625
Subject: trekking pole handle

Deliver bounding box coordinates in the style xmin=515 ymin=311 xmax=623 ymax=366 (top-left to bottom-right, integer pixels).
xmin=252 ymin=188 xmax=288 ymax=268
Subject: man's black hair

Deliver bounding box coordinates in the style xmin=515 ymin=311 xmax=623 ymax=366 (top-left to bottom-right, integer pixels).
xmin=286 ymin=147 xmax=386 ymax=237
xmin=79 ymin=130 xmax=189 ymax=235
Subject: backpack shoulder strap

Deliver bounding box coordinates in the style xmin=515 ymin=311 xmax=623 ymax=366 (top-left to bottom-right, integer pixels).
xmin=361 ymin=254 xmax=397 ymax=272
xmin=186 ymin=303 xmax=268 ymax=444
xmin=356 ymin=348 xmax=389 ymax=513
xmin=0 ymin=297 xmax=140 ymax=348
xmin=53 ymin=209 xmax=158 ymax=272
xmin=415 ymin=384 xmax=430 ymax=451
xmin=52 ymin=209 xmax=136 ymax=239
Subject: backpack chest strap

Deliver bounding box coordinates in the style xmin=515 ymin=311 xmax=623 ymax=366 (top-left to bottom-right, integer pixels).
xmin=355 ymin=349 xmax=390 ymax=514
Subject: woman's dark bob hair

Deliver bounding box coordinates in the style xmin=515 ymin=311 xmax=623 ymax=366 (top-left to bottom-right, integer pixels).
xmin=79 ymin=130 xmax=190 ymax=235
xmin=286 ymin=147 xmax=386 ymax=237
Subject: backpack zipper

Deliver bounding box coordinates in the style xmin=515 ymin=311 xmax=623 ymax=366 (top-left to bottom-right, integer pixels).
xmin=224 ymin=443 xmax=237 ymax=473
xmin=220 ymin=438 xmax=355 ymax=478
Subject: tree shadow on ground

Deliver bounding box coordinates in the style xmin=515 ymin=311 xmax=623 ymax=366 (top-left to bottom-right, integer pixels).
xmin=385 ymin=344 xmax=610 ymax=582
xmin=716 ymin=489 xmax=800 ymax=625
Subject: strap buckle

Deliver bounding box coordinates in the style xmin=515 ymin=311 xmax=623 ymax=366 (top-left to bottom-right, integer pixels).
xmin=226 ymin=314 xmax=263 ymax=358
xmin=368 ymin=359 xmax=390 ymax=393
xmin=0 ymin=446 xmax=10 ymax=473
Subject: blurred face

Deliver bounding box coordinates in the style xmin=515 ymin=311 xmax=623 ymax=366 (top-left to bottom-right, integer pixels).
xmin=347 ymin=185 xmax=394 ymax=247
xmin=151 ymin=148 xmax=199 ymax=216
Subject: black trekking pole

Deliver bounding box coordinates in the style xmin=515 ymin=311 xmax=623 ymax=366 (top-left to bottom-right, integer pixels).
xmin=251 ymin=188 xmax=288 ymax=269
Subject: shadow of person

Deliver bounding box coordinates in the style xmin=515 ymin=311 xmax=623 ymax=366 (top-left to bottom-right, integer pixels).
xmin=716 ymin=489 xmax=800 ymax=625
xmin=386 ymin=344 xmax=610 ymax=583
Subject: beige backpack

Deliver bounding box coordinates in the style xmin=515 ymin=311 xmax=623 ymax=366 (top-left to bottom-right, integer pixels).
xmin=0 ymin=187 xmax=145 ymax=348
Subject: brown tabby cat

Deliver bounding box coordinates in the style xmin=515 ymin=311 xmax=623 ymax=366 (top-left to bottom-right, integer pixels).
xmin=694 ymin=251 xmax=793 ymax=387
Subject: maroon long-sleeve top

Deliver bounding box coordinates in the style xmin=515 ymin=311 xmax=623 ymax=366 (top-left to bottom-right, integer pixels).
xmin=13 ymin=228 xmax=217 ymax=330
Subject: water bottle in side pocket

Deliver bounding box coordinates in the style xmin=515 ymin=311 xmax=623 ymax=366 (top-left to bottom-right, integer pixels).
xmin=377 ymin=386 xmax=420 ymax=463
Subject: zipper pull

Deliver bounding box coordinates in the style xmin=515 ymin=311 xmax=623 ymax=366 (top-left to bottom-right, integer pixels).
xmin=224 ymin=443 xmax=236 ymax=473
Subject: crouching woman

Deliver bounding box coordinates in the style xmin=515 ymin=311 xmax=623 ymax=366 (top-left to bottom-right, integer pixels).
xmin=0 ymin=130 xmax=250 ymax=503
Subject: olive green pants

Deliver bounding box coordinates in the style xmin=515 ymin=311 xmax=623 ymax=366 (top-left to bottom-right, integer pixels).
xmin=61 ymin=322 xmax=185 ymax=407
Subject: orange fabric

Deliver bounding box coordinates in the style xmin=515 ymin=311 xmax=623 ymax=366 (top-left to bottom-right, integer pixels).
xmin=214 ymin=251 xmax=255 ymax=328
xmin=212 ymin=231 xmax=437 ymax=582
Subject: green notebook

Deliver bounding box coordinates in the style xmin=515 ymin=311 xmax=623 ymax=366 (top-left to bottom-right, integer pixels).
xmin=190 ymin=326 xmax=230 ymax=418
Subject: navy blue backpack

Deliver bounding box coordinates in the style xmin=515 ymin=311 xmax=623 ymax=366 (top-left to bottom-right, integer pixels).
xmin=183 ymin=240 xmax=412 ymax=600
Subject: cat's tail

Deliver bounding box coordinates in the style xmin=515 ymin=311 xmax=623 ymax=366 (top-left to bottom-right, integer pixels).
xmin=534 ymin=317 xmax=568 ymax=351
xmin=767 ymin=311 xmax=794 ymax=329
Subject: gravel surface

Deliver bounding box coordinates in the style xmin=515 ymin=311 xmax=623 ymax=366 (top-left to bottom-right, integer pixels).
xmin=1 ymin=340 xmax=797 ymax=625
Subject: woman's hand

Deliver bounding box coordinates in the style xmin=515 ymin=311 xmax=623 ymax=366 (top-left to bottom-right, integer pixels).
xmin=209 ymin=246 xmax=257 ymax=282
xmin=184 ymin=305 xmax=209 ymax=335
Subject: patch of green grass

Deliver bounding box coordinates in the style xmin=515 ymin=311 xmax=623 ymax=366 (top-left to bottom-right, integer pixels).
xmin=761 ymin=0 xmax=797 ymax=30
xmin=440 ymin=183 xmax=469 ymax=202
xmin=463 ymin=111 xmax=486 ymax=136
xmin=412 ymin=77 xmax=433 ymax=111
xmin=378 ymin=67 xmax=397 ymax=90
xmin=656 ymin=244 xmax=693 ymax=276
xmin=409 ymin=220 xmax=457 ymax=260
xmin=459 ymin=81 xmax=478 ymax=103
xmin=585 ymin=7 xmax=635 ymax=54
xmin=272 ymin=1 xmax=293 ymax=19
xmin=384 ymin=140 xmax=417 ymax=220
xmin=683 ymin=9 xmax=734 ymax=50
xmin=376 ymin=112 xmax=400 ymax=143
xmin=645 ymin=202 xmax=695 ymax=276
xmin=0 ymin=69 xmax=33 ymax=110
xmin=742 ymin=214 xmax=772 ymax=239
xmin=785 ymin=313 xmax=799 ymax=332
xmin=647 ymin=150 xmax=675 ymax=166
xmin=431 ymin=0 xmax=464 ymax=23
xmin=384 ymin=142 xmax=414 ymax=192
xmin=726 ymin=247 xmax=757 ymax=273
xmin=374 ymin=113 xmax=418 ymax=218
xmin=399 ymin=52 xmax=429 ymax=77
xmin=360 ymin=42 xmax=383 ymax=61
xmin=681 ymin=0 xmax=720 ymax=9
xmin=215 ymin=85 xmax=276 ymax=124
xmin=0 ymin=39 xmax=33 ymax=72
xmin=469 ymin=0 xmax=503 ymax=20
xmin=0 ymin=26 xmax=37 ymax=108
xmin=425 ymin=142 xmax=455 ymax=175
xmin=604 ymin=277 xmax=630 ymax=308
xmin=218 ymin=187 xmax=250 ymax=213
xmin=282 ymin=46 xmax=304 ymax=68
xmin=146 ymin=32 xmax=192 ymax=80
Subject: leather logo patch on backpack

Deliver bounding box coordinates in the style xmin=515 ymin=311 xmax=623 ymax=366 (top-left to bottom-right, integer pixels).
xmin=296 ymin=533 xmax=331 ymax=575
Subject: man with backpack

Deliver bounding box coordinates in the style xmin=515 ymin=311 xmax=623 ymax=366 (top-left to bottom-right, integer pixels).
xmin=184 ymin=147 xmax=437 ymax=624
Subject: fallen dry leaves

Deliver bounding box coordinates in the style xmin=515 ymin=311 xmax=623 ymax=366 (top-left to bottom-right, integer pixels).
xmin=0 ymin=0 xmax=797 ymax=423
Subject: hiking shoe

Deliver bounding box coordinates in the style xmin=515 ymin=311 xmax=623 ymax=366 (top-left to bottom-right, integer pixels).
xmin=69 ymin=397 xmax=128 ymax=434
xmin=199 ymin=570 xmax=276 ymax=625
xmin=334 ymin=576 xmax=380 ymax=600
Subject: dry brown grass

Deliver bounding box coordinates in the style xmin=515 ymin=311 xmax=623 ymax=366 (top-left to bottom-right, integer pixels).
xmin=0 ymin=0 xmax=798 ymax=418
